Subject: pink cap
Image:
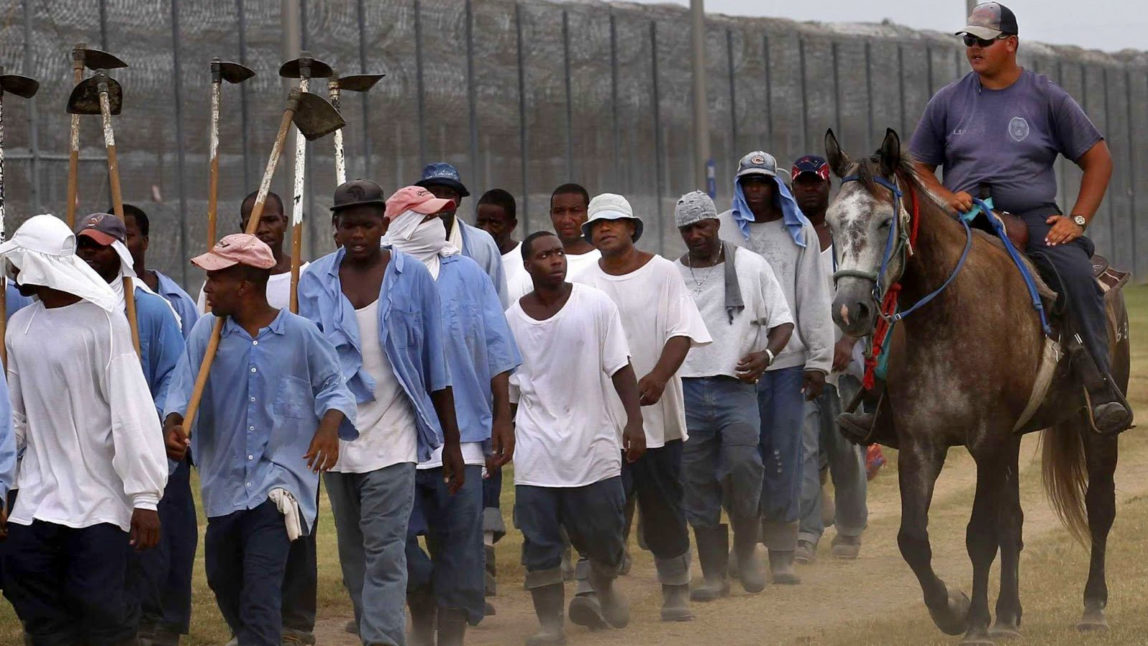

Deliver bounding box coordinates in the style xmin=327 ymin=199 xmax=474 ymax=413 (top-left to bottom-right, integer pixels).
xmin=191 ymin=233 xmax=276 ymax=271
xmin=384 ymin=185 xmax=455 ymax=220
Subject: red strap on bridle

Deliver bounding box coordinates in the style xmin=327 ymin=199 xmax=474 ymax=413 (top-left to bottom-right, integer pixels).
xmin=861 ymin=183 xmax=919 ymax=390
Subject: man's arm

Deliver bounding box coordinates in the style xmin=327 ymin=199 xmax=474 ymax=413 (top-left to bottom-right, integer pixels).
xmin=488 ymin=371 xmax=514 ymax=469
xmin=736 ymin=323 xmax=794 ymax=383
xmin=610 ymin=364 xmax=646 ymax=463
xmin=637 ymin=335 xmax=691 ymax=406
xmin=1046 ymin=141 xmax=1113 ymax=247
xmin=913 ymin=161 xmax=973 ymax=213
xmin=431 ymin=387 xmax=465 ymax=494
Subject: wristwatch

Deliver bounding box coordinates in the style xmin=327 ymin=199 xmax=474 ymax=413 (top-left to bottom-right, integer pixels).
xmin=764 ymin=348 xmax=776 ymax=367
xmin=1071 ymin=214 xmax=1087 ymax=230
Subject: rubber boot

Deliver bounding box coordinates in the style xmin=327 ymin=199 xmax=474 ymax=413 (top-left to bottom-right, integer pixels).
xmin=729 ymin=515 xmax=766 ymax=593
xmin=659 ymin=584 xmax=693 ymax=622
xmin=762 ymin=520 xmax=801 ymax=585
xmin=568 ymin=558 xmax=608 ymax=630
xmin=690 ymin=524 xmax=730 ymax=602
xmin=1072 ymin=336 xmax=1134 ymax=434
xmin=436 ymin=608 xmax=468 ymax=646
xmin=588 ymin=561 xmax=630 ymax=629
xmin=408 ymin=588 xmax=437 ymax=646
xmin=526 ymin=584 xmax=567 ymax=646
xmin=768 ymin=550 xmax=801 ymax=585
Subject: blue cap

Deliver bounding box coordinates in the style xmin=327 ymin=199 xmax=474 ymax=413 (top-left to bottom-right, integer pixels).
xmin=735 ymin=151 xmax=778 ymax=180
xmin=415 ymin=162 xmax=470 ymax=197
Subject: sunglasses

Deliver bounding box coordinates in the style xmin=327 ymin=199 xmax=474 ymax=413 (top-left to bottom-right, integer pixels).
xmin=962 ymin=34 xmax=1008 ymax=47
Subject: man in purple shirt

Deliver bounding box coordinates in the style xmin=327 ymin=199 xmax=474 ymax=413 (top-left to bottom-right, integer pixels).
xmin=903 ymin=2 xmax=1130 ymax=434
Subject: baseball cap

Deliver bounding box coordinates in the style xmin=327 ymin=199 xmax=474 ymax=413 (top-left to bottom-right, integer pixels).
xmin=75 ymin=212 xmax=126 ymax=246
xmin=385 ymin=186 xmax=456 ymax=220
xmin=791 ymin=155 xmax=831 ymax=182
xmin=191 ymin=233 xmax=276 ymax=271
xmin=415 ymin=162 xmax=470 ymax=197
xmin=735 ymin=151 xmax=778 ymax=180
xmin=331 ymin=179 xmax=387 ymax=212
xmin=674 ymin=191 xmax=718 ymax=228
xmin=582 ymin=193 xmax=644 ymax=242
xmin=957 ymin=2 xmax=1018 ymax=40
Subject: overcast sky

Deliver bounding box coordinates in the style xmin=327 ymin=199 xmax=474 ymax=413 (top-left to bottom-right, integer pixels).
xmin=630 ymin=0 xmax=1146 ymax=53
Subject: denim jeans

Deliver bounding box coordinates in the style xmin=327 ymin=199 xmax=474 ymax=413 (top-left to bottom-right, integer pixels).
xmin=204 ymin=500 xmax=292 ymax=646
xmin=326 ymin=463 xmax=416 ymax=646
xmin=515 ymin=477 xmax=626 ymax=589
xmin=406 ymin=465 xmax=485 ymax=624
xmin=756 ymin=366 xmax=806 ymax=531
xmin=798 ymin=376 xmax=868 ymax=544
xmin=280 ymin=490 xmax=318 ymax=637
xmin=621 ymin=440 xmax=691 ymax=583
xmin=4 ymin=521 xmax=138 ymax=645
xmin=131 ymin=458 xmax=197 ymax=634
xmin=682 ymin=377 xmax=763 ymax=527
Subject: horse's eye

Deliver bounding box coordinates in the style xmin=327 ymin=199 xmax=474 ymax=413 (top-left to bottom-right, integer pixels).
xmin=877 ymin=219 xmax=892 ymax=231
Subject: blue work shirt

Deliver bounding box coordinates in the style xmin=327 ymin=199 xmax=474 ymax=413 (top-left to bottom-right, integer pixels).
xmin=0 ymin=372 xmax=15 ymax=502
xmin=437 ymin=254 xmax=521 ymax=445
xmin=458 ymin=221 xmax=509 ymax=309
xmin=154 ymin=271 xmax=200 ymax=338
xmin=132 ymin=288 xmax=184 ymax=416
xmin=5 ymin=282 xmax=32 ymax=320
xmin=298 ymin=247 xmax=450 ymax=462
xmin=163 ymin=310 xmax=357 ymax=530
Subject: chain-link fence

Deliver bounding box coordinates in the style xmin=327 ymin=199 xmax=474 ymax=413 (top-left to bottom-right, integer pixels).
xmin=2 ymin=0 xmax=1145 ymax=288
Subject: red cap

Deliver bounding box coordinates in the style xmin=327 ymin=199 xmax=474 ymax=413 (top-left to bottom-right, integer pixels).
xmin=191 ymin=233 xmax=276 ymax=271
xmin=384 ymin=186 xmax=455 ymax=220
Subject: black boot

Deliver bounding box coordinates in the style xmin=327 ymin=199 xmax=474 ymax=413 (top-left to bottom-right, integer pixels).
xmin=1073 ymin=337 xmax=1133 ymax=434
xmin=526 ymin=584 xmax=567 ymax=646
xmin=408 ymin=588 xmax=437 ymax=646
xmin=690 ymin=524 xmax=730 ymax=602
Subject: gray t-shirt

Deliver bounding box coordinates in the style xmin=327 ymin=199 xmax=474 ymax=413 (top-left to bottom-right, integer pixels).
xmin=909 ymin=69 xmax=1102 ymax=214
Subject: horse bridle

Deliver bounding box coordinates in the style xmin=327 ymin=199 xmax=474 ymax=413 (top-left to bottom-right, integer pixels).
xmin=831 ymin=174 xmax=914 ymax=305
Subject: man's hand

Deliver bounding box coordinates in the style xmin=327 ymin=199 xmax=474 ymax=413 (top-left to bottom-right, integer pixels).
xmin=803 ymin=370 xmax=826 ymax=401
xmin=622 ymin=420 xmax=647 ymax=464
xmin=1044 ymin=214 xmax=1084 ymax=247
xmin=946 ymin=190 xmax=974 ymax=213
xmin=130 ymin=508 xmax=161 ymax=551
xmin=488 ymin=415 xmax=515 ymax=471
xmin=637 ymin=373 xmax=668 ymax=406
xmin=164 ymin=423 xmax=189 ymax=462
xmin=0 ymin=505 xmax=8 ymax=542
xmin=304 ymin=426 xmax=339 ymax=473
xmin=833 ymin=336 xmax=858 ymax=373
xmin=735 ymin=352 xmax=770 ymax=383
xmin=442 ymin=442 xmax=466 ymax=495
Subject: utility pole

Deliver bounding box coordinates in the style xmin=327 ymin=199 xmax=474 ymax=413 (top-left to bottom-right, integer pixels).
xmin=966 ymin=0 xmax=977 ymax=16
xmin=690 ymin=0 xmax=714 ymax=197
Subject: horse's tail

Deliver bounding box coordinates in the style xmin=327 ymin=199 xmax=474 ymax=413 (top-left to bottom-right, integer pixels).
xmin=1040 ymin=423 xmax=1090 ymax=547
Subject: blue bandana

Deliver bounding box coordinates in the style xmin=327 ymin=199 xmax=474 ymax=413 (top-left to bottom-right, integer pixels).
xmin=730 ymin=175 xmax=809 ymax=248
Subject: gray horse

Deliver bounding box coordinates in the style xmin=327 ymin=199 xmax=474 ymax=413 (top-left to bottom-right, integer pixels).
xmin=824 ymin=128 xmax=1128 ymax=644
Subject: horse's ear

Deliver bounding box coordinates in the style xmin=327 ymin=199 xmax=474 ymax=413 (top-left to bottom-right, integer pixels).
xmin=825 ymin=129 xmax=850 ymax=178
xmin=879 ymin=128 xmax=901 ymax=177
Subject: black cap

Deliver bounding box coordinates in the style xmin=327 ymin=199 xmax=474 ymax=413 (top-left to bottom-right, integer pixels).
xmin=957 ymin=2 xmax=1018 ymax=39
xmin=331 ymin=179 xmax=387 ymax=212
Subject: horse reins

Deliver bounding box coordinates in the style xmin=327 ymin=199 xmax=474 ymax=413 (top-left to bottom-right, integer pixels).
xmin=835 ymin=173 xmax=973 ymax=389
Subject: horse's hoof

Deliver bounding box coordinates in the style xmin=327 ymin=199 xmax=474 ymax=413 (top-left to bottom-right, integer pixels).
xmin=1076 ymin=607 xmax=1109 ymax=633
xmin=929 ymin=587 xmax=971 ymax=636
xmin=988 ymin=623 xmax=1021 ymax=640
xmin=959 ymin=638 xmax=995 ymax=646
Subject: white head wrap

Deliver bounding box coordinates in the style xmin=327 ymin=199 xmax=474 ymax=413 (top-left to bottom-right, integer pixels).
xmin=382 ymin=210 xmax=460 ymax=279
xmin=0 ymin=215 xmax=117 ymax=312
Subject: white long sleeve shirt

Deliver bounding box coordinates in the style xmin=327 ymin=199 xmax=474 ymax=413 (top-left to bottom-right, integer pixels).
xmin=6 ymin=300 xmax=168 ymax=531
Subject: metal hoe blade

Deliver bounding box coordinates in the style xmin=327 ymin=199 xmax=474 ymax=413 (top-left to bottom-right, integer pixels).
xmin=0 ymin=75 xmax=39 ymax=99
xmin=67 ymin=74 xmax=123 ymax=115
xmin=217 ymin=61 xmax=255 ymax=84
xmin=292 ymin=92 xmax=345 ymax=141
xmin=337 ymin=73 xmax=385 ymax=93
xmin=74 ymin=47 xmax=128 ymax=71
xmin=279 ymin=51 xmax=333 ymax=79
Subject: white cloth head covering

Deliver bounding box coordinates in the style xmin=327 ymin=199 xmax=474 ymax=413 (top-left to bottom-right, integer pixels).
xmin=382 ymin=210 xmax=460 ymax=279
xmin=0 ymin=215 xmax=117 ymax=312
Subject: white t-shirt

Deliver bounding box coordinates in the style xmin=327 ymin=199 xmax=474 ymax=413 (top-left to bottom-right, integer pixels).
xmin=575 ymin=256 xmax=711 ymax=448
xmin=7 ymin=300 xmax=168 ymax=532
xmin=507 ymin=284 xmax=631 ymax=487
xmin=196 ymin=263 xmax=310 ymax=313
xmin=331 ymin=299 xmax=418 ymax=473
xmin=565 ymin=248 xmax=603 ymax=282
xmin=677 ymin=249 xmax=792 ymax=379
xmin=502 ymin=242 xmax=534 ymax=306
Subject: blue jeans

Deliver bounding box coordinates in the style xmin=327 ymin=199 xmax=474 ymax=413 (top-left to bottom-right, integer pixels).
xmin=3 ymin=521 xmax=138 ymax=645
xmin=621 ymin=440 xmax=690 ymax=582
xmin=204 ymin=499 xmax=292 ymax=646
xmin=798 ymin=376 xmax=868 ymax=544
xmin=756 ymin=366 xmax=806 ymax=535
xmin=482 ymin=469 xmax=507 ymax=541
xmin=280 ymin=489 xmax=318 ymax=637
xmin=682 ymin=377 xmax=763 ymax=527
xmin=131 ymin=458 xmax=198 ymax=634
xmin=406 ymin=465 xmax=485 ymax=624
xmin=515 ymin=477 xmax=626 ymax=589
xmin=326 ymin=464 xmax=416 ymax=646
